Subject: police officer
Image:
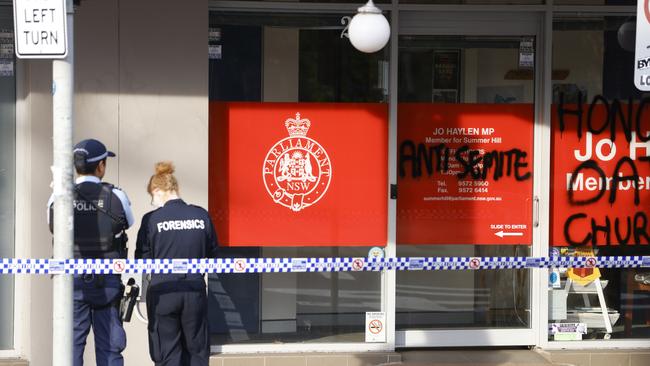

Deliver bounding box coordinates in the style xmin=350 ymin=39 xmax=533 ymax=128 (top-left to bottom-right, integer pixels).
xmin=47 ymin=138 xmax=134 ymax=366
xmin=135 ymin=161 xmax=218 ymax=366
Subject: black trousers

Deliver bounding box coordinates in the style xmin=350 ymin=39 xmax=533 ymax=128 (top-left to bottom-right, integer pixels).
xmin=146 ymin=282 xmax=209 ymax=366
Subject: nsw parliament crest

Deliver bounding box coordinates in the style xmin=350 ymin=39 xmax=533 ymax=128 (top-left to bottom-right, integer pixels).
xmin=263 ymin=113 xmax=332 ymax=212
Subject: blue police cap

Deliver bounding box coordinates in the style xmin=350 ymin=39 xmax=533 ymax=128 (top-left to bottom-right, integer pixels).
xmin=73 ymin=139 xmax=116 ymax=163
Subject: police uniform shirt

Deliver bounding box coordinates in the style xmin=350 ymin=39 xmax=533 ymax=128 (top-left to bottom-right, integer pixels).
xmin=135 ymin=198 xmax=218 ymax=265
xmin=47 ymin=175 xmax=135 ymax=229
xmin=48 ymin=176 xmax=134 ymax=260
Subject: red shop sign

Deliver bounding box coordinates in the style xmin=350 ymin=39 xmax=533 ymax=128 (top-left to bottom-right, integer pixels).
xmin=209 ymin=102 xmax=388 ymax=247
xmin=551 ymin=98 xmax=650 ymax=247
xmin=397 ymin=103 xmax=534 ymax=245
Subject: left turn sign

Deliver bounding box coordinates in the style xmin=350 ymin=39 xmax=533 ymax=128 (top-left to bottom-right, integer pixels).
xmin=13 ymin=0 xmax=67 ymax=59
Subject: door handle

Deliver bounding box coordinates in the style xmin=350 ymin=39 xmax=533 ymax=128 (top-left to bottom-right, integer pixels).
xmin=533 ymin=196 xmax=540 ymax=228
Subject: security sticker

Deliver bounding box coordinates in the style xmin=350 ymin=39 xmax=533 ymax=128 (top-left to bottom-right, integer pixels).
xmin=49 ymin=259 xmax=66 ymax=274
xmin=549 ymin=323 xmax=587 ymax=340
xmin=291 ymin=258 xmax=308 ymax=272
xmin=549 ymin=268 xmax=561 ymax=289
xmin=643 ymin=256 xmax=650 ymax=267
xmin=368 ymin=246 xmax=385 ymax=259
xmin=526 ymin=257 xmax=541 ymax=268
xmin=172 ymin=259 xmax=189 ymax=274
xmin=408 ymin=257 xmax=425 ymax=270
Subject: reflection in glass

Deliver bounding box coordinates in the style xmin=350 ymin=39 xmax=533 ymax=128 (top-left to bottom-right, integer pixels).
xmin=550 ymin=15 xmax=650 ymax=341
xmin=397 ymin=246 xmax=531 ymax=329
xmin=208 ymin=11 xmax=386 ymax=344
xmin=399 ymin=36 xmax=535 ymax=104
xmin=209 ymin=248 xmax=381 ymax=344
xmin=0 ymin=7 xmax=15 ymax=350
xmin=396 ymin=35 xmax=535 ymax=330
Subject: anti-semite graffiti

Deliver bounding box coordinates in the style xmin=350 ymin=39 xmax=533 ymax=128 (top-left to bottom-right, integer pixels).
xmin=399 ymin=142 xmax=531 ymax=182
xmin=396 ymin=103 xmax=534 ymax=245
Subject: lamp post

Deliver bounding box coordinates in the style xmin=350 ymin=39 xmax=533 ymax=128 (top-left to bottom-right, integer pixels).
xmin=347 ymin=0 xmax=390 ymax=53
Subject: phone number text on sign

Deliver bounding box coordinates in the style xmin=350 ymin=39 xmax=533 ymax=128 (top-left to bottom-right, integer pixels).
xmin=397 ymin=104 xmax=534 ymax=245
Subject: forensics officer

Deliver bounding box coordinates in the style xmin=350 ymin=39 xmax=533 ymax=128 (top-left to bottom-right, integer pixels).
xmin=135 ymin=161 xmax=218 ymax=366
xmin=48 ymin=138 xmax=134 ymax=366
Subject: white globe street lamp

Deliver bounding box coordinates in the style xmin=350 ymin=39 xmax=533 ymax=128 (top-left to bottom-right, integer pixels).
xmin=348 ymin=0 xmax=390 ymax=53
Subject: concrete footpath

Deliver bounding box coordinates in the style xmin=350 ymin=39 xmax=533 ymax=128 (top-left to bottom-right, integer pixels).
xmin=207 ymin=349 xmax=650 ymax=366
xmin=3 ymin=348 xmax=650 ymax=365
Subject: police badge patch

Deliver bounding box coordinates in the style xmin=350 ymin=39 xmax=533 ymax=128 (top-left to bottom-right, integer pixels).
xmin=262 ymin=113 xmax=332 ymax=212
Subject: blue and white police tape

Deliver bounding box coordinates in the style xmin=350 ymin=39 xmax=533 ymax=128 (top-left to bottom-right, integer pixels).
xmin=0 ymin=256 xmax=649 ymax=275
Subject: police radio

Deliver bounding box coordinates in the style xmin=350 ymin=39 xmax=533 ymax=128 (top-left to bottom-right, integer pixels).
xmin=120 ymin=278 xmax=140 ymax=322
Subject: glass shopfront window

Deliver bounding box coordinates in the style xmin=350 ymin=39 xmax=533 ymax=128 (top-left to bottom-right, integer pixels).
xmin=553 ymin=0 xmax=635 ymax=6
xmin=206 ymin=1 xmax=650 ymax=350
xmin=0 ymin=6 xmax=15 ymax=350
xmin=208 ymin=11 xmax=389 ymax=345
xmin=549 ymin=15 xmax=650 ymax=341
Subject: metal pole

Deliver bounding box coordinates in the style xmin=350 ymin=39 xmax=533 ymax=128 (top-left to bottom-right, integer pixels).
xmin=52 ymin=1 xmax=74 ymax=365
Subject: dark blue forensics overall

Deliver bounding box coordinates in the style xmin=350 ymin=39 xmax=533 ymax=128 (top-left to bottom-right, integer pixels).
xmin=49 ymin=175 xmax=133 ymax=366
xmin=135 ymin=199 xmax=218 ymax=366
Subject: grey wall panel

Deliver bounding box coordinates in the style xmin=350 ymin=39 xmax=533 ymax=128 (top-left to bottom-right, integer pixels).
xmin=399 ymin=11 xmax=539 ymax=36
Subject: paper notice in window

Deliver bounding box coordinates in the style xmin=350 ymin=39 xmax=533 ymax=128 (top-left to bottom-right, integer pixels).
xmin=0 ymin=60 xmax=13 ymax=77
xmin=209 ymin=45 xmax=222 ymax=60
xmin=0 ymin=44 xmax=13 ymax=59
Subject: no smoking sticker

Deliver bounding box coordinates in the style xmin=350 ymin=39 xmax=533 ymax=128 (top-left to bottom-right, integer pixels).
xmin=352 ymin=258 xmax=365 ymax=271
xmin=585 ymin=257 xmax=597 ymax=268
xmin=469 ymin=257 xmax=482 ymax=270
xmin=233 ymin=258 xmax=247 ymax=273
xmin=112 ymin=260 xmax=126 ymax=274
xmin=368 ymin=319 xmax=383 ymax=334
xmin=365 ymin=311 xmax=386 ymax=343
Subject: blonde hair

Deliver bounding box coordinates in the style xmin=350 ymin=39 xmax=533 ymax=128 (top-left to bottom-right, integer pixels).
xmin=148 ymin=161 xmax=179 ymax=194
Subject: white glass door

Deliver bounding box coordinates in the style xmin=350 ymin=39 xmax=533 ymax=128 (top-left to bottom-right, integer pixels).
xmin=394 ymin=11 xmax=544 ymax=347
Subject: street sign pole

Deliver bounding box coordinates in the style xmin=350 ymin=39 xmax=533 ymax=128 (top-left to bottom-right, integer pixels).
xmin=51 ymin=0 xmax=74 ymax=365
